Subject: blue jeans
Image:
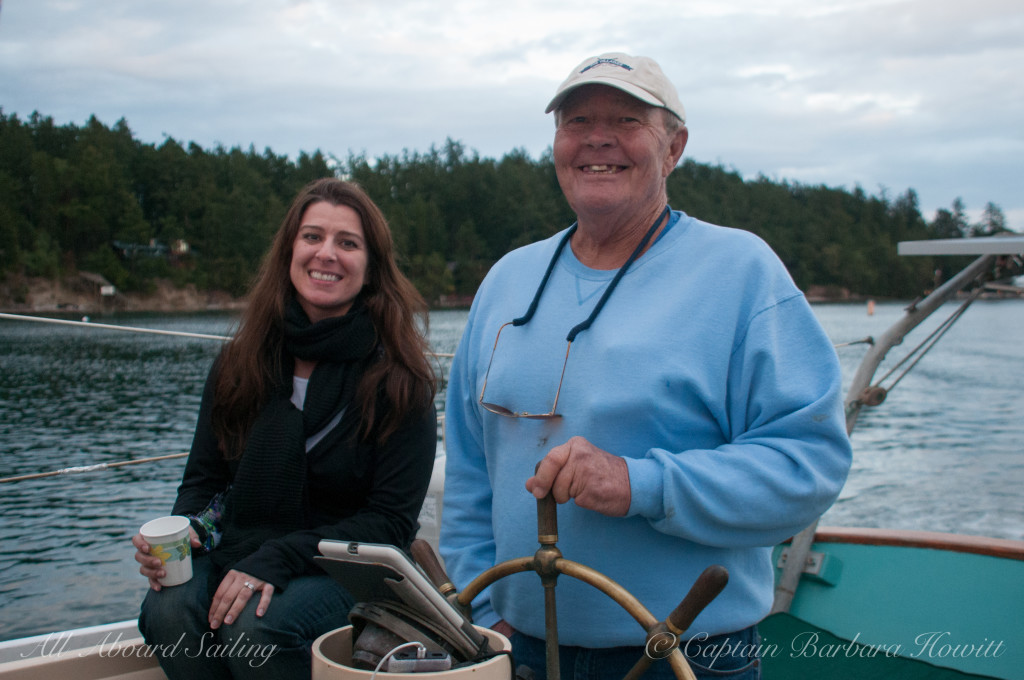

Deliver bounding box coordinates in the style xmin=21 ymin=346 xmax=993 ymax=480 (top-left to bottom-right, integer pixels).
xmin=139 ymin=554 xmax=353 ymax=680
xmin=511 ymin=626 xmax=761 ymax=680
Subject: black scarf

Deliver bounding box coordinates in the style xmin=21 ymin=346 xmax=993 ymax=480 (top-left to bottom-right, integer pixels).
xmin=212 ymin=296 xmax=378 ymax=570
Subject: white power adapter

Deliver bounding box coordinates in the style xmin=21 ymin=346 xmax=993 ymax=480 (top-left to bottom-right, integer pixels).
xmin=385 ymin=648 xmax=453 ymax=673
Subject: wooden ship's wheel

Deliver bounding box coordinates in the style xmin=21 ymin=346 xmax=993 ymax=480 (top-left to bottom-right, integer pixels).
xmin=413 ymin=492 xmax=728 ymax=680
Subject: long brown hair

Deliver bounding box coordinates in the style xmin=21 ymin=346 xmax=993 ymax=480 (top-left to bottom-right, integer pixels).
xmin=212 ymin=178 xmax=436 ymax=459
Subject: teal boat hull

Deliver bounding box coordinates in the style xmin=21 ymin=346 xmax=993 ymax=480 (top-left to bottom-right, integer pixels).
xmin=768 ymin=527 xmax=1023 ymax=679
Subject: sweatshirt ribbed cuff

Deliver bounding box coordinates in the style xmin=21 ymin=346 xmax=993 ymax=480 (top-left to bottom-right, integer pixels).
xmin=624 ymin=456 xmax=665 ymax=520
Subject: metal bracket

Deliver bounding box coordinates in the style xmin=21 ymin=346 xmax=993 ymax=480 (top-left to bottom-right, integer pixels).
xmin=776 ymin=548 xmax=842 ymax=586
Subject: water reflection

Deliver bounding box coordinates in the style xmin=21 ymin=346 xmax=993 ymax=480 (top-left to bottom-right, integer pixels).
xmin=1 ymin=303 xmax=1022 ymax=641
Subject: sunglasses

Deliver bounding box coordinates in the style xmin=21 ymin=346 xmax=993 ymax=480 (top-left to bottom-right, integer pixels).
xmin=477 ymin=205 xmax=670 ymax=419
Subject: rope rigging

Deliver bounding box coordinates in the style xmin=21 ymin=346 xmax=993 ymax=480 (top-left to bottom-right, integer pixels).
xmin=850 ymin=289 xmax=982 ymax=411
xmin=0 ymin=452 xmax=189 ymax=484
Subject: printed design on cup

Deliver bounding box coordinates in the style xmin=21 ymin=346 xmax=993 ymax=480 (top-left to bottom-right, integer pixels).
xmin=150 ymin=537 xmax=191 ymax=564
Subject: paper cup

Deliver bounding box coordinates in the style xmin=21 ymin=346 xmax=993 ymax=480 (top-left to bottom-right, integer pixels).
xmin=140 ymin=515 xmax=193 ymax=587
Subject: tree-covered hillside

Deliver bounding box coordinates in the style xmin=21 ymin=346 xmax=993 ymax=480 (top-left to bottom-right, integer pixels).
xmin=0 ymin=111 xmax=1011 ymax=305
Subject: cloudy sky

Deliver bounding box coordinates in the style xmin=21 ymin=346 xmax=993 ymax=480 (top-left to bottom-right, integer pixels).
xmin=2 ymin=0 xmax=1021 ymax=231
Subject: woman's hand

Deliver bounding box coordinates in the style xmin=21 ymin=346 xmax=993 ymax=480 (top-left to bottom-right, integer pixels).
xmin=132 ymin=528 xmax=200 ymax=591
xmin=208 ymin=569 xmax=275 ymax=629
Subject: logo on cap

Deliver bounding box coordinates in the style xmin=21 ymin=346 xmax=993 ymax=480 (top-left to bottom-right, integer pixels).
xmin=579 ymin=57 xmax=633 ymax=74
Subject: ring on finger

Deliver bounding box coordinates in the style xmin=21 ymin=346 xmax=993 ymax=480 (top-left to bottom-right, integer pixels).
xmin=243 ymin=581 xmax=256 ymax=591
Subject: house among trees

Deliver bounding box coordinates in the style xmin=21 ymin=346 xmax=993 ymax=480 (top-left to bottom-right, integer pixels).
xmin=112 ymin=239 xmax=170 ymax=259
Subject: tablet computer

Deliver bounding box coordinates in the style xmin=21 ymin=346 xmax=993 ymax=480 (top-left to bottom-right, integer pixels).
xmin=316 ymin=540 xmax=489 ymax=660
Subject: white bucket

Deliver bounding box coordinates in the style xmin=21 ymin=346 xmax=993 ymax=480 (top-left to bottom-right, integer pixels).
xmin=312 ymin=626 xmax=511 ymax=680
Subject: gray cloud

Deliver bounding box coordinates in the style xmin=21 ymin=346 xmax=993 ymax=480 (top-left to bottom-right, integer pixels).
xmin=1 ymin=0 xmax=1020 ymax=229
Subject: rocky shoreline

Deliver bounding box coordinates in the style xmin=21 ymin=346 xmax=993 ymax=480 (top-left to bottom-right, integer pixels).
xmin=14 ymin=273 xmax=1000 ymax=315
xmin=0 ymin=274 xmax=245 ymax=314
xmin=0 ymin=275 xmax=866 ymax=315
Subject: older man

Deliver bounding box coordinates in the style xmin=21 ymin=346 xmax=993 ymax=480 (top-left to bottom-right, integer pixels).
xmin=441 ymin=53 xmax=851 ymax=680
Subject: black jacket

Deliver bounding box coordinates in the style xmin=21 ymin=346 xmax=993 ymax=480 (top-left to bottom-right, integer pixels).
xmin=172 ymin=359 xmax=437 ymax=591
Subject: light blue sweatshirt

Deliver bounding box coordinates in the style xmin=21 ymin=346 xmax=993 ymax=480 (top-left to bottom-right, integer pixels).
xmin=441 ymin=210 xmax=852 ymax=646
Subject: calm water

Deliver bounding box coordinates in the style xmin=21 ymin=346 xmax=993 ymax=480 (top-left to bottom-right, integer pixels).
xmin=1 ymin=302 xmax=1022 ymax=641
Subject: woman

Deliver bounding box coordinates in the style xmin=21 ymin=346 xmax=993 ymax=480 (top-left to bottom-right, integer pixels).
xmin=132 ymin=178 xmax=438 ymax=679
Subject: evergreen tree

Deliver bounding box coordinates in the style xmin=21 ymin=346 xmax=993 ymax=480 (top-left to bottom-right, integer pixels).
xmin=0 ymin=110 xmax=1015 ymax=305
xmin=929 ymin=198 xmax=969 ymax=239
xmin=972 ymin=202 xmax=1009 ymax=237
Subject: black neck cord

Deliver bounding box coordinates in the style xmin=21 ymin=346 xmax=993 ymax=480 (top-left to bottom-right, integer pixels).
xmin=512 ymin=205 xmax=671 ymax=342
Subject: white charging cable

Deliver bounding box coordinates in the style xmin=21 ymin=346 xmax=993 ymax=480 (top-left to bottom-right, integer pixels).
xmin=370 ymin=641 xmax=427 ymax=680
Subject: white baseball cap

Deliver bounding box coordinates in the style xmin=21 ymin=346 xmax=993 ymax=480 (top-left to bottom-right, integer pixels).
xmin=545 ymin=52 xmax=686 ymax=123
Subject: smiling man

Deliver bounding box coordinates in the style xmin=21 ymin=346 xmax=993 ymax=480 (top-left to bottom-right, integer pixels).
xmin=441 ymin=53 xmax=852 ymax=680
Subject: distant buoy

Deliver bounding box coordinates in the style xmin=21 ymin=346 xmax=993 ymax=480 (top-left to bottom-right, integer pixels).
xmin=866 ymin=300 xmax=875 ymax=316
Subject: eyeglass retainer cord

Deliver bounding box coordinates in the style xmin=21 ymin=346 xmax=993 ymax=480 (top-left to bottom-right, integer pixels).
xmin=512 ymin=205 xmax=671 ymax=342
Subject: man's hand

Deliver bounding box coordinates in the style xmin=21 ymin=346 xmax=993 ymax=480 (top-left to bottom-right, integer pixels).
xmin=525 ymin=436 xmax=630 ymax=516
